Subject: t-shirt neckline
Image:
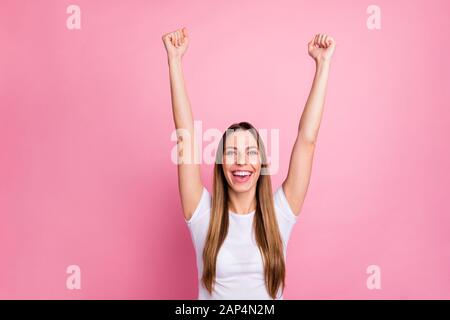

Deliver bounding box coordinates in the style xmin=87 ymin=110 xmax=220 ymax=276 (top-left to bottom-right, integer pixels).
xmin=228 ymin=210 xmax=255 ymax=217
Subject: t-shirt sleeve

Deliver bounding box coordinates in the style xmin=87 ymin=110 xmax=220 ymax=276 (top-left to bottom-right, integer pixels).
xmin=273 ymin=184 xmax=298 ymax=246
xmin=185 ymin=187 xmax=212 ymax=259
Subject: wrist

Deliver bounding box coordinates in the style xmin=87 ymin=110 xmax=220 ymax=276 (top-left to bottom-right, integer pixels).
xmin=315 ymin=57 xmax=331 ymax=68
xmin=168 ymin=56 xmax=182 ymax=66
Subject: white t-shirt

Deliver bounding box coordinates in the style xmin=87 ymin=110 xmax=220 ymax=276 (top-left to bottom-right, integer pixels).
xmin=185 ymin=185 xmax=298 ymax=300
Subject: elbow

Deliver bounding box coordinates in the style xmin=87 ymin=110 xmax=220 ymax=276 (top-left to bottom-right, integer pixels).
xmin=298 ymin=132 xmax=318 ymax=146
xmin=303 ymin=139 xmax=317 ymax=150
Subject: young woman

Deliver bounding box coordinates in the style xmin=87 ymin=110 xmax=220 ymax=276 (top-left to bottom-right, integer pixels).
xmin=162 ymin=27 xmax=335 ymax=300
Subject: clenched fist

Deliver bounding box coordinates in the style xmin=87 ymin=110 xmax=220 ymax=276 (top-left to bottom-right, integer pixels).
xmin=308 ymin=33 xmax=336 ymax=63
xmin=162 ymin=27 xmax=189 ymax=61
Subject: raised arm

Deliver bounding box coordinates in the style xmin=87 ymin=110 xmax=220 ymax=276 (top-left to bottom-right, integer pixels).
xmin=162 ymin=27 xmax=203 ymax=221
xmin=282 ymin=33 xmax=336 ymax=216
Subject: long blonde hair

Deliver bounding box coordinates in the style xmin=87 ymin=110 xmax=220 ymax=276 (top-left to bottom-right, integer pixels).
xmin=201 ymin=121 xmax=286 ymax=299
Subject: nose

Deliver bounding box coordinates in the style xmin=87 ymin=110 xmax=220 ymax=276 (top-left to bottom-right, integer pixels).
xmin=236 ymin=151 xmax=246 ymax=165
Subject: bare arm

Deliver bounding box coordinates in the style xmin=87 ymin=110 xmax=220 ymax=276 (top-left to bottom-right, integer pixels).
xmin=162 ymin=27 xmax=203 ymax=221
xmin=282 ymin=33 xmax=336 ymax=215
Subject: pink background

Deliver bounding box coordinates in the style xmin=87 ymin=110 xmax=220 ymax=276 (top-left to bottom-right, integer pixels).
xmin=1 ymin=0 xmax=449 ymax=299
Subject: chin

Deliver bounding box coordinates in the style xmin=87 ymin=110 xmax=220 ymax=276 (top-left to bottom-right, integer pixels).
xmin=229 ymin=184 xmax=253 ymax=193
xmin=226 ymin=174 xmax=258 ymax=193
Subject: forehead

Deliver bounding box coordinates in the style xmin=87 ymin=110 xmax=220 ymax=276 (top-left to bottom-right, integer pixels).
xmin=225 ymin=130 xmax=258 ymax=148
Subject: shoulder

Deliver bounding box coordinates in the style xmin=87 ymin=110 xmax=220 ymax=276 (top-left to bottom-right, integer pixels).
xmin=273 ymin=185 xmax=298 ymax=224
xmin=185 ymin=187 xmax=212 ymax=254
xmin=185 ymin=186 xmax=212 ymax=225
xmin=273 ymin=185 xmax=298 ymax=246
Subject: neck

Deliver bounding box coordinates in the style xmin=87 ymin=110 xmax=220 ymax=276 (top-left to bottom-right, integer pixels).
xmin=227 ymin=186 xmax=257 ymax=215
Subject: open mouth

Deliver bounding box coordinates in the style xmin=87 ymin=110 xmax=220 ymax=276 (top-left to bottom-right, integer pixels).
xmin=231 ymin=170 xmax=253 ymax=183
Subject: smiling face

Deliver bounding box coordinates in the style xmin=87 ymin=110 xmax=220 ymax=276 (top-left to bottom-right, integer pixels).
xmin=222 ymin=129 xmax=261 ymax=193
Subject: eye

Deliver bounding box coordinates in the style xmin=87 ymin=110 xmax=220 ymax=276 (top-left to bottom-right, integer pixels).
xmin=248 ymin=150 xmax=258 ymax=155
xmin=225 ymin=150 xmax=236 ymax=156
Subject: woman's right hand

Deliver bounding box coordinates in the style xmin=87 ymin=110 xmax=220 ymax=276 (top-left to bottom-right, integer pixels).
xmin=162 ymin=27 xmax=189 ymax=61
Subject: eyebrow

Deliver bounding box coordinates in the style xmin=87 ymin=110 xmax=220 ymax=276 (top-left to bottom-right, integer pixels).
xmin=225 ymin=146 xmax=258 ymax=150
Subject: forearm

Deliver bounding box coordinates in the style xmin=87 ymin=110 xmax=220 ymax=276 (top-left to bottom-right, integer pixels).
xmin=168 ymin=57 xmax=194 ymax=131
xmin=167 ymin=57 xmax=199 ymax=166
xmin=297 ymin=59 xmax=331 ymax=143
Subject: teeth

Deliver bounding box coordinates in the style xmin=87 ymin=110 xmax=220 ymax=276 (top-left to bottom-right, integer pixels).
xmin=232 ymin=171 xmax=252 ymax=177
